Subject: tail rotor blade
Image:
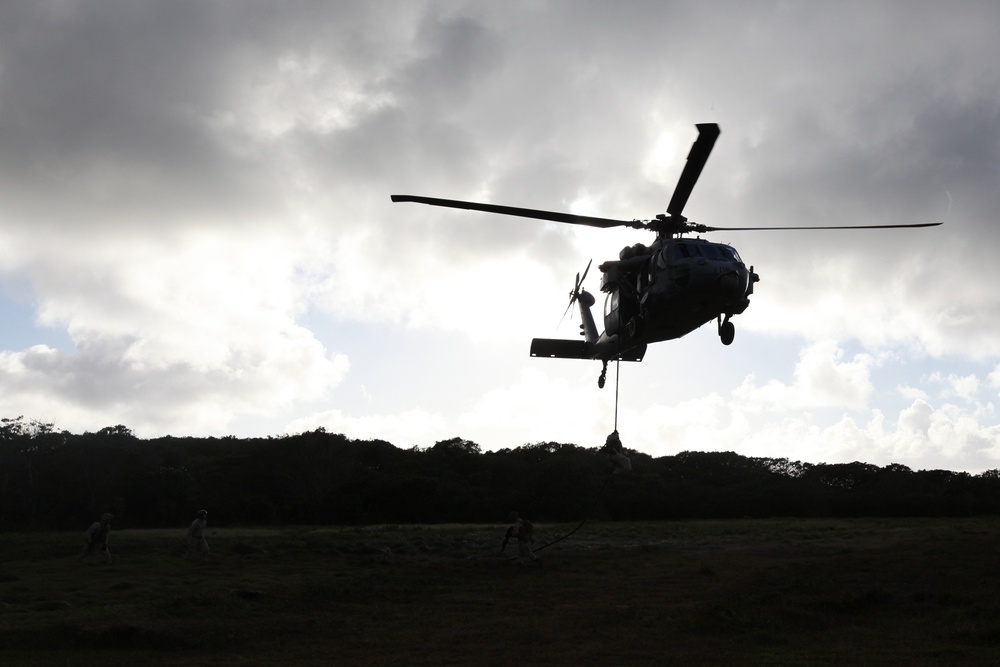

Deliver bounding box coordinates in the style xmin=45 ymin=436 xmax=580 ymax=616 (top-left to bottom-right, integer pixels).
xmin=558 ymin=260 xmax=593 ymax=327
xmin=577 ymin=259 xmax=592 ymax=291
xmin=558 ymin=298 xmax=575 ymax=326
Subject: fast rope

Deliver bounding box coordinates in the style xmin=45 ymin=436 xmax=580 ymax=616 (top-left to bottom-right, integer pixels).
xmin=516 ymin=360 xmax=623 ymax=557
xmin=543 ymin=355 xmax=620 ymax=551
xmin=614 ymin=356 xmax=621 ymax=432
xmin=518 ymin=465 xmax=617 ymax=557
xmin=503 ymin=357 xmax=625 ymax=559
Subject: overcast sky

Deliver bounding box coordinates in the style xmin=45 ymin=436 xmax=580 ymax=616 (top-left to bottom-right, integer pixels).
xmin=1 ymin=1 xmax=999 ymax=471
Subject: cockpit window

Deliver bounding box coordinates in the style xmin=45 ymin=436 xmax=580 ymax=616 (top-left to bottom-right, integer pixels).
xmin=700 ymin=244 xmax=721 ymax=260
xmin=667 ymin=242 xmax=742 ymax=263
xmin=671 ymin=243 xmax=694 ymax=261
xmin=714 ymin=245 xmax=733 ymax=261
xmin=604 ymin=290 xmax=619 ymax=317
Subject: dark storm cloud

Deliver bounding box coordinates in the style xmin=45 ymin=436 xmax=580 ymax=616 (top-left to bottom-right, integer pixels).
xmin=1 ymin=3 xmax=246 ymax=229
xmin=399 ymin=13 xmax=504 ymax=113
xmin=0 ymin=1 xmax=393 ymax=232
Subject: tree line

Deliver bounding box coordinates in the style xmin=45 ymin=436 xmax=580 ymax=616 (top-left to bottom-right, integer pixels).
xmin=2 ymin=416 xmax=999 ymax=530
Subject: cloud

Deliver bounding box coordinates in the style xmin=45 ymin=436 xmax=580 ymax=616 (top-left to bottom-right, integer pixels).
xmin=898 ymin=385 xmax=930 ymax=403
xmin=457 ymin=366 xmax=614 ymax=447
xmin=609 ymin=342 xmax=1000 ymax=471
xmin=0 ymin=1 xmax=998 ymax=472
xmin=935 ymin=373 xmax=981 ymax=403
xmin=0 ymin=224 xmax=349 ymax=436
xmin=732 ymin=341 xmax=875 ymax=412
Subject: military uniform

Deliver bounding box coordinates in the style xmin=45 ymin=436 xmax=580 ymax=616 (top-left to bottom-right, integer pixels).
xmin=503 ymin=512 xmax=537 ymax=563
xmin=80 ymin=513 xmax=113 ymax=564
xmin=187 ymin=510 xmax=209 ymax=557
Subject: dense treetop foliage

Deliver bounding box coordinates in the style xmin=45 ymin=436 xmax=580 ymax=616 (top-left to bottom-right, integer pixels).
xmin=2 ymin=416 xmax=999 ymax=530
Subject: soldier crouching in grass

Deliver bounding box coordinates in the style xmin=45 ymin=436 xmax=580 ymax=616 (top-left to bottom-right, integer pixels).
xmin=502 ymin=511 xmax=540 ymax=565
xmin=186 ymin=509 xmax=209 ymax=558
xmin=79 ymin=513 xmax=113 ymax=564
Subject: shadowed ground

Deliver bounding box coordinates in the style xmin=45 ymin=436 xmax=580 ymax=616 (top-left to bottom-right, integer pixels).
xmin=2 ymin=518 xmax=1000 ymax=665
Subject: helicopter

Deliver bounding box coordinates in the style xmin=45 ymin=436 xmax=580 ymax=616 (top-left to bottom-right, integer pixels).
xmin=392 ymin=123 xmax=941 ymax=388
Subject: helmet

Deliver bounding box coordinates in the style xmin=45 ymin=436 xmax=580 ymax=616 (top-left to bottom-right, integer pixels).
xmin=197 ymin=509 xmax=208 ymax=517
xmin=101 ymin=513 xmax=114 ymax=522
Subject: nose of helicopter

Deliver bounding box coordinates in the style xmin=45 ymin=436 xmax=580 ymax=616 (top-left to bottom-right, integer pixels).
xmin=717 ymin=270 xmax=746 ymax=297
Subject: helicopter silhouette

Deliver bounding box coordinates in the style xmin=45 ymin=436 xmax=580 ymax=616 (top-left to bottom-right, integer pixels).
xmin=392 ymin=123 xmax=941 ymax=388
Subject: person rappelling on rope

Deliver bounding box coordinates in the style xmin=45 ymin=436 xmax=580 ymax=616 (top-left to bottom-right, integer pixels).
xmin=501 ymin=511 xmax=539 ymax=565
xmin=602 ymin=354 xmax=631 ymax=473
xmin=601 ymin=430 xmax=632 ymax=473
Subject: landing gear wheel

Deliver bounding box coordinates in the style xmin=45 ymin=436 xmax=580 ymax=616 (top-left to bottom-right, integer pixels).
xmin=719 ymin=320 xmax=735 ymax=346
xmin=598 ymin=360 xmax=608 ymax=389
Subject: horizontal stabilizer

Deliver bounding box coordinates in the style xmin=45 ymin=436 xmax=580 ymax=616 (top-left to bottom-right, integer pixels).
xmin=530 ymin=339 xmax=648 ymax=362
xmin=530 ymin=338 xmax=591 ymax=359
xmin=619 ymin=344 xmax=647 ymax=362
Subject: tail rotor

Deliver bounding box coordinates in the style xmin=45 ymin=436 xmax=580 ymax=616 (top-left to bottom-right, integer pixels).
xmin=559 ymin=259 xmax=592 ymax=325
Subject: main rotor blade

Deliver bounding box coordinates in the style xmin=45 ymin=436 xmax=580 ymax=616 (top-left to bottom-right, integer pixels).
xmin=697 ymin=222 xmax=943 ymax=232
xmin=391 ymin=195 xmax=639 ymax=229
xmin=666 ymin=123 xmax=721 ymax=217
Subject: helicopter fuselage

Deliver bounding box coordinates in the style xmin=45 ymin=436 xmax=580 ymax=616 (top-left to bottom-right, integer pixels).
xmin=614 ymin=237 xmax=754 ymax=343
xmin=531 ymin=236 xmax=758 ymax=365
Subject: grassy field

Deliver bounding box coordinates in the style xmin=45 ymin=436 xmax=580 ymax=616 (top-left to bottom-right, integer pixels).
xmin=3 ymin=517 xmax=1000 ymax=665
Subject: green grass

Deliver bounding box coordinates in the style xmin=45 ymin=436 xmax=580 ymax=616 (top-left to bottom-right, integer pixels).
xmin=3 ymin=518 xmax=1000 ymax=665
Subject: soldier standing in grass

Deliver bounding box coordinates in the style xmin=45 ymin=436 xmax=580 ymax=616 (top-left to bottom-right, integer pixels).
xmin=79 ymin=513 xmax=113 ymax=564
xmin=187 ymin=509 xmax=209 ymax=558
xmin=501 ymin=511 xmax=538 ymax=565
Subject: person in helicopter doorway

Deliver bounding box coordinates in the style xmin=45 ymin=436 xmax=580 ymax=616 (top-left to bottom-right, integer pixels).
xmin=501 ymin=511 xmax=539 ymax=565
xmin=187 ymin=509 xmax=209 ymax=558
xmin=79 ymin=513 xmax=114 ymax=564
xmin=602 ymin=430 xmax=632 ymax=473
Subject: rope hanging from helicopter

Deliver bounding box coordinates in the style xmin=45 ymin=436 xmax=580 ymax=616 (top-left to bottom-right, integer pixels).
xmin=525 ymin=464 xmax=617 ymax=555
xmin=615 ymin=354 xmax=622 ymax=432
xmin=520 ymin=350 xmax=626 ymax=557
